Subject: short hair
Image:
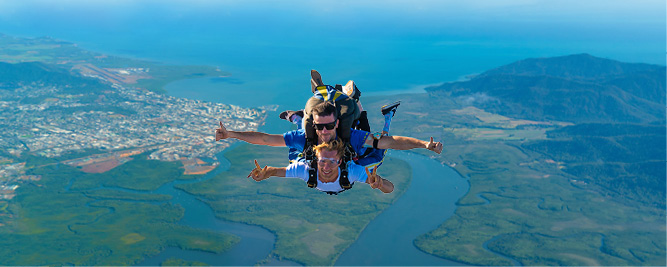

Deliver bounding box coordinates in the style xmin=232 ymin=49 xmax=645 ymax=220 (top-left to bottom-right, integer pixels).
xmin=311 ymin=101 xmax=338 ymax=120
xmin=313 ymin=138 xmax=345 ymax=159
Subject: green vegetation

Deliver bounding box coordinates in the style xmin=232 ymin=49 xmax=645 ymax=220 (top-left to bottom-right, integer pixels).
xmin=523 ymin=123 xmax=666 ymax=208
xmin=177 ymin=144 xmax=412 ymax=266
xmin=0 ymin=35 xmax=225 ymax=93
xmin=0 ymin=35 xmax=93 ymax=63
xmin=0 ymin=61 xmax=113 ymax=93
xmin=161 ymin=258 xmax=209 ymax=266
xmin=82 ymin=188 xmax=172 ymax=202
xmin=0 ymin=156 xmax=238 ymax=266
xmin=132 ymin=64 xmax=225 ymax=93
xmin=69 ymin=153 xmax=200 ymax=191
xmin=362 ymin=93 xmax=666 ymax=266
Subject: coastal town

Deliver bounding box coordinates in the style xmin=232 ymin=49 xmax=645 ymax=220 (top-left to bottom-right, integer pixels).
xmin=0 ymin=69 xmax=272 ymax=200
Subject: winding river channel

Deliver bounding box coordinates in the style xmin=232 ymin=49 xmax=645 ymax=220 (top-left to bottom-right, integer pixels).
xmin=136 ymin=149 xmax=470 ymax=265
xmin=132 ymin=114 xmax=472 ymax=265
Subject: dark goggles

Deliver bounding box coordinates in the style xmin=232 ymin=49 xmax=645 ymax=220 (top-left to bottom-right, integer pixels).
xmin=313 ymin=122 xmax=336 ymax=130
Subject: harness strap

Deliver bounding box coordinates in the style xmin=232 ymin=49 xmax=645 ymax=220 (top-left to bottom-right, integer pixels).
xmin=304 ymin=138 xmax=317 ymax=188
xmin=338 ymin=140 xmax=355 ymax=189
xmin=307 ymin=160 xmax=317 ymax=188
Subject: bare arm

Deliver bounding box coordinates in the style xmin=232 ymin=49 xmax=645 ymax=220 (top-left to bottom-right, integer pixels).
xmin=375 ymin=176 xmax=394 ymax=193
xmin=366 ymin=135 xmax=443 ymax=154
xmin=248 ymin=160 xmax=287 ymax=181
xmin=365 ymin=166 xmax=394 ymax=193
xmin=216 ymin=121 xmax=286 ymax=147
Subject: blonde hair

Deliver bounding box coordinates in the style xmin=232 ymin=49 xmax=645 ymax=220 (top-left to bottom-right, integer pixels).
xmin=313 ymin=138 xmax=345 ymax=158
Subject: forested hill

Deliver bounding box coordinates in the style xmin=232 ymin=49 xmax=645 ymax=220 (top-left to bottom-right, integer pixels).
xmin=426 ymin=54 xmax=666 ymax=124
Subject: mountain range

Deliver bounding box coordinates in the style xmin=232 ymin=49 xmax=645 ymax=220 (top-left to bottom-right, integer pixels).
xmin=427 ymin=53 xmax=666 ymax=124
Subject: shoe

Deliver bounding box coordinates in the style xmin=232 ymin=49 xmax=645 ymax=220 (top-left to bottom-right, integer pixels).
xmin=279 ymin=111 xmax=289 ymax=120
xmin=311 ymin=70 xmax=324 ymax=93
xmin=343 ymin=80 xmax=361 ymax=100
xmin=381 ymin=101 xmax=401 ymax=116
xmin=279 ymin=110 xmax=304 ymax=123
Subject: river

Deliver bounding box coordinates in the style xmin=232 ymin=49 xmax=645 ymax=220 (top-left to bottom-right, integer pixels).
xmin=334 ymin=150 xmax=468 ymax=266
xmin=130 ymin=104 xmax=471 ymax=265
xmin=136 ymin=142 xmax=292 ymax=266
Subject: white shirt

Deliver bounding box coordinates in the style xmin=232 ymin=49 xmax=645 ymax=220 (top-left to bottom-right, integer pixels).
xmin=285 ymin=162 xmax=368 ymax=193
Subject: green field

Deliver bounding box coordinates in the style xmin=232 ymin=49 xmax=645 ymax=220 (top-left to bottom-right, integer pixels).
xmin=0 ymin=156 xmax=238 ymax=266
xmin=363 ymin=94 xmax=666 ymax=266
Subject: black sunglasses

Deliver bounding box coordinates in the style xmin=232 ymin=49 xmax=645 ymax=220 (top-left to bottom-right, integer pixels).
xmin=313 ymin=122 xmax=336 ymax=130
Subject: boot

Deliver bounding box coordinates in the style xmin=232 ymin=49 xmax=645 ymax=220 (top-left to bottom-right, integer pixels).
xmin=310 ymin=70 xmax=324 ymax=93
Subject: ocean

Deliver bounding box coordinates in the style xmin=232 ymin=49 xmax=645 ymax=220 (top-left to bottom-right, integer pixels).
xmin=0 ymin=0 xmax=663 ymax=107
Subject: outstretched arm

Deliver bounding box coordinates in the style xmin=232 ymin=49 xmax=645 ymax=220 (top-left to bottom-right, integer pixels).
xmin=247 ymin=160 xmax=287 ymax=181
xmin=368 ymin=135 xmax=443 ymax=154
xmin=216 ymin=121 xmax=286 ymax=147
xmin=365 ymin=166 xmax=394 ymax=193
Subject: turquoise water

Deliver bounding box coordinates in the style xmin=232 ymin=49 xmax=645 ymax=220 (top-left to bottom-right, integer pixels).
xmin=1 ymin=1 xmax=663 ymax=107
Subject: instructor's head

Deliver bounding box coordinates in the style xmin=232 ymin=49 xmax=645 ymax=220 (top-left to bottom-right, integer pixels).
xmin=311 ymin=101 xmax=338 ymax=143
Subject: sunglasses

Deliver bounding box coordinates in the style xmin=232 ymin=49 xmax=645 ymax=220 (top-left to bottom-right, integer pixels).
xmin=313 ymin=121 xmax=336 ymax=130
xmin=317 ymin=157 xmax=340 ymax=165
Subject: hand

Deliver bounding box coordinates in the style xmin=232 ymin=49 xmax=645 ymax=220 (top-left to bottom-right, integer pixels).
xmin=427 ymin=137 xmax=443 ymax=154
xmin=247 ymin=160 xmax=269 ymax=181
xmin=215 ymin=121 xmax=229 ymax=141
xmin=365 ymin=166 xmax=382 ymax=189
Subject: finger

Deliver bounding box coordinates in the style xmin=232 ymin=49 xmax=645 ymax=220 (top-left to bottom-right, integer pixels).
xmin=254 ymin=160 xmax=261 ymax=169
xmin=365 ymin=168 xmax=373 ymax=183
xmin=373 ymin=165 xmax=378 ymax=175
xmin=430 ymin=137 xmax=434 ymax=144
xmin=219 ymin=121 xmax=223 ymax=128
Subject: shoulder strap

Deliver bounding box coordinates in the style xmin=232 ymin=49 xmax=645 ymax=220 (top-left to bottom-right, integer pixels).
xmin=304 ymin=138 xmax=317 ymax=188
xmin=338 ymin=140 xmax=355 ymax=189
xmin=307 ymin=159 xmax=318 ymax=188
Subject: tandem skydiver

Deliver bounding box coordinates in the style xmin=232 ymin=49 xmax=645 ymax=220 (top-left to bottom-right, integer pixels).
xmin=248 ymin=138 xmax=394 ymax=195
xmin=215 ymin=70 xmax=443 ymax=194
